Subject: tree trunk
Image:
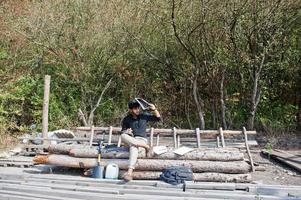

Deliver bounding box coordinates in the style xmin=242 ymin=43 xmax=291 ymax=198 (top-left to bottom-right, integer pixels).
xmin=34 ymin=155 xmax=251 ymax=173
xmin=69 ymin=147 xmax=244 ymax=161
xmin=118 ymin=171 xmax=251 ymax=183
xmin=297 ymin=92 xmax=301 ymax=131
xmin=247 ymin=56 xmax=264 ymax=130
xmin=211 ymin=99 xmax=217 ymax=129
xmin=48 ymin=144 xmax=91 ymax=154
xmin=220 ymin=69 xmax=227 ymax=129
xmin=193 ymin=76 xmax=205 ymax=130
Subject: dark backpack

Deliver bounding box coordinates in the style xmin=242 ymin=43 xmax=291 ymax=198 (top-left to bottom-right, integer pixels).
xmin=160 ymin=166 xmax=193 ymax=185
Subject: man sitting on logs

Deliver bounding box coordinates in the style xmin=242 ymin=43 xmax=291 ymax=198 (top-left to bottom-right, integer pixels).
xmin=121 ymin=99 xmax=161 ymax=181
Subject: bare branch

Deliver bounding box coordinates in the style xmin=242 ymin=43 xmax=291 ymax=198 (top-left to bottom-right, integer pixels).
xmin=88 ymin=77 xmax=114 ymax=125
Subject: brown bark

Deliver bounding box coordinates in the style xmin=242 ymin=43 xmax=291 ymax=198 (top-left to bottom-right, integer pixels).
xmin=48 ymin=144 xmax=92 ymax=154
xmin=69 ymin=147 xmax=244 ymax=161
xmin=34 ymin=154 xmax=251 ymax=173
xmin=118 ymin=171 xmax=251 ymax=183
xmin=247 ymin=55 xmax=265 ymax=130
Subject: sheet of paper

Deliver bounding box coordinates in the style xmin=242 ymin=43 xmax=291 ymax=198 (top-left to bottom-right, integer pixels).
xmin=173 ymin=146 xmax=193 ymax=156
xmin=153 ymin=146 xmax=168 ymax=155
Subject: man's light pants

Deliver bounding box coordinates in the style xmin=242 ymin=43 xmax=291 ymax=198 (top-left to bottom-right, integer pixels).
xmin=121 ymin=133 xmax=147 ymax=169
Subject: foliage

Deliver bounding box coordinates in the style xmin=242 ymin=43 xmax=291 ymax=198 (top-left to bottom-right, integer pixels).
xmin=0 ymin=0 xmax=300 ymax=142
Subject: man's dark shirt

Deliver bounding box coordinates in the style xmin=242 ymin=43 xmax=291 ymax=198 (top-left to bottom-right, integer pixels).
xmin=121 ymin=112 xmax=161 ymax=138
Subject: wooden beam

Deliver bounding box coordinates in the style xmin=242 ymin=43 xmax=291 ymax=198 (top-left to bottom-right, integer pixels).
xmin=108 ymin=126 xmax=113 ymax=145
xmin=196 ymin=128 xmax=201 ymax=148
xmin=173 ymin=127 xmax=177 ymax=148
xmin=150 ymin=127 xmax=154 ymax=147
xmin=243 ymin=127 xmax=255 ymax=172
xmin=177 ymin=135 xmax=180 ymax=148
xmin=117 ymin=136 xmax=121 ymax=147
xmin=89 ymin=126 xmax=94 ymax=148
xmin=216 ymin=136 xmax=220 ymax=148
xmin=42 ymin=75 xmax=51 ymax=144
xmin=75 ymin=126 xmax=257 ymax=136
xmin=219 ymin=127 xmax=225 ymax=147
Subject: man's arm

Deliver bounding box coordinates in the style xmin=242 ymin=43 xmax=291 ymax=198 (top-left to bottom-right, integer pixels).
xmin=121 ymin=118 xmax=130 ymax=134
xmin=145 ymin=104 xmax=161 ymax=121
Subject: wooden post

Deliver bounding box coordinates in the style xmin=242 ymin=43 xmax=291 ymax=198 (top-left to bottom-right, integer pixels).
xmin=177 ymin=135 xmax=180 ymax=148
xmin=173 ymin=127 xmax=177 ymax=148
xmin=156 ymin=134 xmax=160 ymax=146
xmin=243 ymin=127 xmax=255 ymax=172
xmin=219 ymin=127 xmax=225 ymax=147
xmin=117 ymin=136 xmax=122 ymax=147
xmin=108 ymin=126 xmax=113 ymax=145
xmin=89 ymin=126 xmax=94 ymax=148
xmin=150 ymin=127 xmax=154 ymax=147
xmin=216 ymin=136 xmax=220 ymax=148
xmin=196 ymin=128 xmax=201 ymax=148
xmin=42 ymin=75 xmax=51 ymax=144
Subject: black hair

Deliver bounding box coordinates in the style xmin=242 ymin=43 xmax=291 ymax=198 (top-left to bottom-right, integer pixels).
xmin=128 ymin=100 xmax=140 ymax=109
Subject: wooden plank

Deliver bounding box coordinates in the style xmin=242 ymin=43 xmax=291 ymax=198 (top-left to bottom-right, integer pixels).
xmin=0 ymin=182 xmax=282 ymax=200
xmin=262 ymin=150 xmax=301 ymax=172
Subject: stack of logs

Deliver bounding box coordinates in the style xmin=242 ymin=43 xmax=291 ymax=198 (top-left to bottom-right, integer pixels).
xmin=33 ymin=143 xmax=253 ymax=183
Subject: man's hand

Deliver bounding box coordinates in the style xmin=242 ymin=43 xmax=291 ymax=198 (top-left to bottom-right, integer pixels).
xmin=149 ymin=103 xmax=161 ymax=118
xmin=149 ymin=103 xmax=156 ymax=111
xmin=127 ymin=128 xmax=133 ymax=136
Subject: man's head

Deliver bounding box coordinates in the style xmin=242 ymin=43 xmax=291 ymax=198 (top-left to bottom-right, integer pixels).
xmin=128 ymin=100 xmax=140 ymax=116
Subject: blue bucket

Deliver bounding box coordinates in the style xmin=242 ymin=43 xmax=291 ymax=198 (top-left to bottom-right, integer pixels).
xmin=92 ymin=165 xmax=104 ymax=179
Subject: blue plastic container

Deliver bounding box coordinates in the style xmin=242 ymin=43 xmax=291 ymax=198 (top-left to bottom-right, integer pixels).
xmin=92 ymin=165 xmax=104 ymax=179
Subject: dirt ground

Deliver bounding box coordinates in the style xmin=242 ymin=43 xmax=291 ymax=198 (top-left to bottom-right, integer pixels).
xmin=250 ymin=150 xmax=301 ymax=185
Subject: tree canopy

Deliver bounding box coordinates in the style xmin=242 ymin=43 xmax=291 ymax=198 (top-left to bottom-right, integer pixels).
xmin=0 ymin=0 xmax=300 ymax=140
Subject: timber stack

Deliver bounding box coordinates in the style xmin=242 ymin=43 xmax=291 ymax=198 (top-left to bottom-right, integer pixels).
xmin=33 ymin=126 xmax=257 ymax=183
xmin=34 ymin=145 xmax=253 ymax=183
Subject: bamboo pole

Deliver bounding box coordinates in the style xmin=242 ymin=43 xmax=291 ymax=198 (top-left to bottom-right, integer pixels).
xmin=42 ymin=75 xmax=51 ymax=144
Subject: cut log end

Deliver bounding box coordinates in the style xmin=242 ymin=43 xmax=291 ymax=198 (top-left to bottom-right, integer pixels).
xmin=33 ymin=155 xmax=48 ymax=164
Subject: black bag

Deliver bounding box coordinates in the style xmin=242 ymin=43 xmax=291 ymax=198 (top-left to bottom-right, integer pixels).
xmin=160 ymin=166 xmax=193 ymax=185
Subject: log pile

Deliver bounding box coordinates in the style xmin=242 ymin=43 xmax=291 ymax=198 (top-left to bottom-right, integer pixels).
xmin=34 ymin=143 xmax=253 ymax=182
